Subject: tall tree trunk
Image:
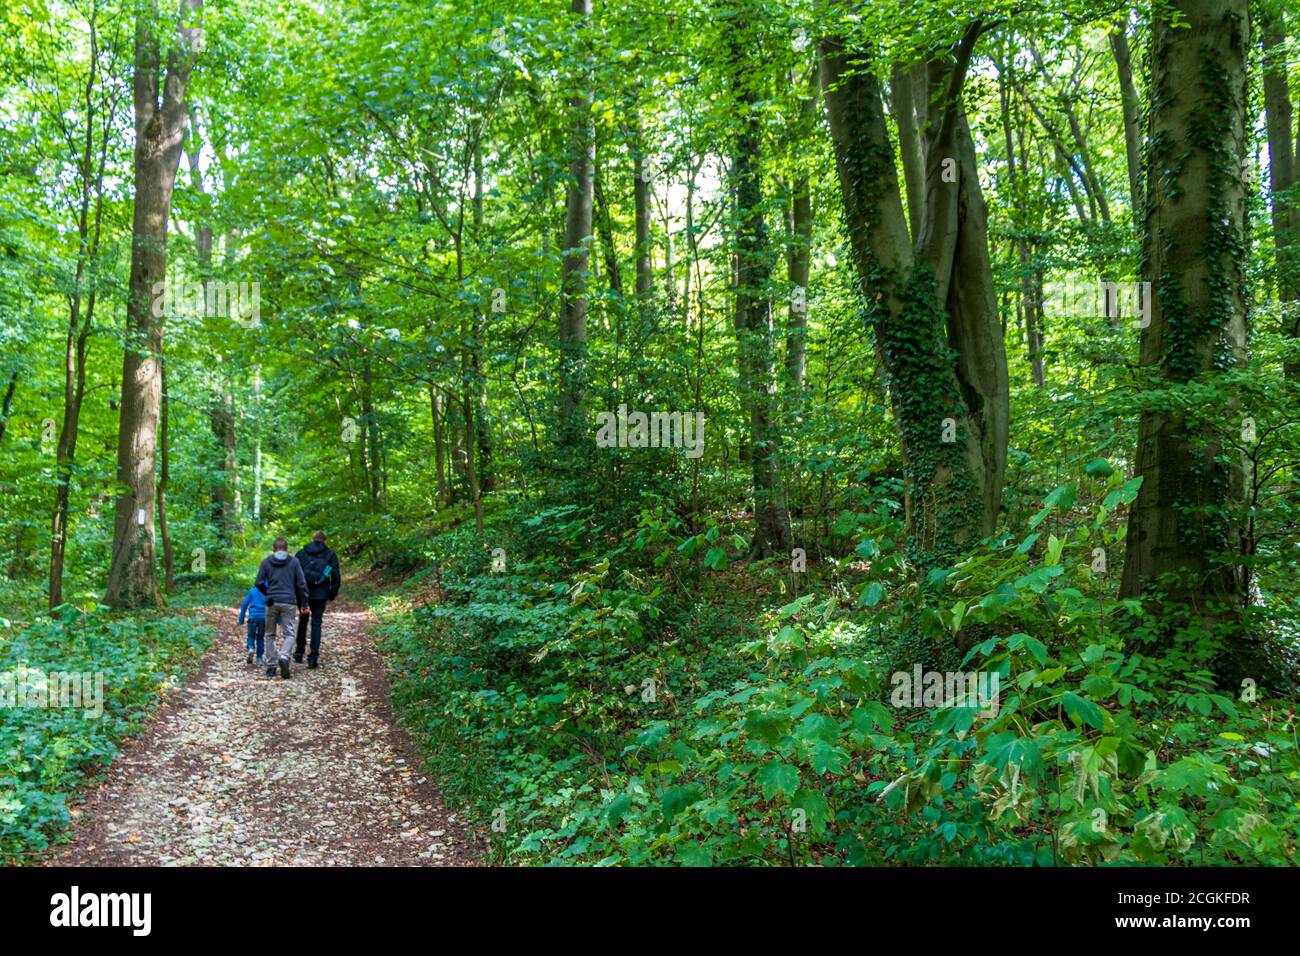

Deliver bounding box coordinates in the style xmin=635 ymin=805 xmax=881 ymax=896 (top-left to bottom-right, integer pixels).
xmin=430 ymin=383 xmax=448 ymax=505
xmin=252 ymin=364 xmax=262 ymax=522
xmin=633 ymin=116 xmax=654 ymax=309
xmin=448 ymin=396 xmax=466 ymax=495
xmin=457 ymin=259 xmax=483 ymax=531
xmin=594 ymin=161 xmax=627 ymax=392
xmin=361 ymin=356 xmax=380 ymax=510
xmin=1262 ymin=13 xmax=1299 ymax=377
xmin=216 ymin=390 xmax=239 ymax=535
xmin=997 ymin=55 xmax=1045 ymax=386
xmin=1120 ymin=0 xmax=1255 ymax=678
xmin=631 ymin=115 xmax=656 ymax=391
xmin=50 ymin=297 xmax=96 ymax=610
xmin=186 ymin=122 xmax=241 ymax=540
xmin=355 ymin=400 xmax=371 ymax=508
xmin=158 ymin=350 xmax=173 ymax=593
xmin=1025 ymin=39 xmax=1111 ymax=225
xmin=1109 ymin=24 xmax=1145 ymax=219
xmin=446 ymin=160 xmax=485 ymax=532
xmin=105 ymin=0 xmax=202 ymax=608
xmin=784 ymin=181 xmax=812 ymax=400
xmin=594 ymin=163 xmax=624 ymax=297
xmin=471 ymin=142 xmax=494 ymax=491
xmin=50 ymin=12 xmax=110 ymax=610
xmin=464 ymin=387 xmax=483 ymax=533
xmin=1013 ymin=78 xmax=1094 ymax=225
xmin=557 ymin=0 xmax=594 ymax=460
xmin=1058 ymin=94 xmax=1110 ymax=224
xmin=730 ymin=18 xmax=792 ymax=559
xmin=784 ymin=68 xmax=815 ymax=408
xmin=663 ymin=204 xmax=677 ymax=316
xmin=891 ymin=61 xmax=929 ymax=239
xmin=820 ymin=19 xmax=1008 ymax=563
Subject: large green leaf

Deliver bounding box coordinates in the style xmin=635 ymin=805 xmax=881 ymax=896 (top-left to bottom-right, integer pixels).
xmin=1062 ymin=691 xmax=1106 ymax=731
xmin=757 ymin=761 xmax=801 ymax=800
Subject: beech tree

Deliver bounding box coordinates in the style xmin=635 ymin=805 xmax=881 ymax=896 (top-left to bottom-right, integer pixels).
xmin=819 ymin=17 xmax=1009 ymax=563
xmin=728 ymin=10 xmax=793 ymax=558
xmin=48 ymin=4 xmax=120 ymax=610
xmin=557 ymin=0 xmax=595 ymax=463
xmin=104 ymin=0 xmax=202 ymax=607
xmin=5 ymin=0 xmax=1300 ymax=872
xmin=1119 ymin=0 xmax=1255 ymax=675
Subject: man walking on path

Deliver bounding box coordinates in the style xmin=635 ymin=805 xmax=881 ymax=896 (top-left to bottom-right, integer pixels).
xmin=295 ymin=531 xmax=341 ymax=669
xmin=255 ymin=537 xmax=310 ymax=679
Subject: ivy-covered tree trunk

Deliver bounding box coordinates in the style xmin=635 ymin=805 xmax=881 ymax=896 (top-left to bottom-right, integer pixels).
xmin=819 ymin=22 xmax=1008 ymax=564
xmin=105 ymin=0 xmax=202 ymax=608
xmin=730 ymin=17 xmax=792 ymax=559
xmin=1119 ymin=0 xmax=1253 ymax=670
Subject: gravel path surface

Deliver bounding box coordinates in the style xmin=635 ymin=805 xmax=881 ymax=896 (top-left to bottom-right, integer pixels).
xmin=46 ymin=600 xmax=478 ymax=866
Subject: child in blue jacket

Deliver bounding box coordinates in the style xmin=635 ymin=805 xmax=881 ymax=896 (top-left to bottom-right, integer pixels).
xmin=237 ymin=586 xmax=267 ymax=665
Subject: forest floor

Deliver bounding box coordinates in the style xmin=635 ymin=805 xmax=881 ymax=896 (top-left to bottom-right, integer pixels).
xmin=43 ymin=599 xmax=479 ymax=866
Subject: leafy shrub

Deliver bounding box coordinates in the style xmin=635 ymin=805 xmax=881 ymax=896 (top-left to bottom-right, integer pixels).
xmin=0 ymin=609 xmax=210 ymax=862
xmin=379 ymin=482 xmax=1298 ymax=866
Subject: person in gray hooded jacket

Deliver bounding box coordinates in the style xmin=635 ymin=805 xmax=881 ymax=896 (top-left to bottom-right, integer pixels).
xmin=255 ymin=537 xmax=309 ymax=679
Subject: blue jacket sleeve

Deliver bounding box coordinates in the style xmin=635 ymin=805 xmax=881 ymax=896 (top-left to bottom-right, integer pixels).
xmin=238 ymin=591 xmax=250 ymax=624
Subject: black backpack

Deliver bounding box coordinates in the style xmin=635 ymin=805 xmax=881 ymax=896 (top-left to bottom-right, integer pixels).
xmin=300 ymin=550 xmax=331 ymax=588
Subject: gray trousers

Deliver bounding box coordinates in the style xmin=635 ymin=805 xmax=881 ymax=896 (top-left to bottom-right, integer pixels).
xmin=265 ymin=602 xmax=299 ymax=662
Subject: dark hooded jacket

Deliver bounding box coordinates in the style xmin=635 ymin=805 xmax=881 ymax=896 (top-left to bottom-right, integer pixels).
xmin=255 ymin=552 xmax=309 ymax=607
xmin=296 ymin=540 xmax=341 ymax=601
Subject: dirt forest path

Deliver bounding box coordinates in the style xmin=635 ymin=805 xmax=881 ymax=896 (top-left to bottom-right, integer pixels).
xmin=45 ymin=599 xmax=478 ymax=866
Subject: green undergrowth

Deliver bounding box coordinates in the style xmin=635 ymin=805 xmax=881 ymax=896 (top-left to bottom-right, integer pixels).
xmin=0 ymin=606 xmax=212 ymax=863
xmin=374 ymin=479 xmax=1298 ymax=866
